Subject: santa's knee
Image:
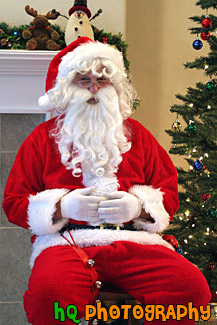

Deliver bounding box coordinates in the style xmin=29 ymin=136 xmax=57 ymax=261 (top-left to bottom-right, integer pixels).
xmin=177 ymin=264 xmax=211 ymax=306
xmin=24 ymin=273 xmax=82 ymax=324
xmin=33 ymin=270 xmax=64 ymax=299
xmin=24 ymin=259 xmax=93 ymax=324
xmin=24 ymin=272 xmax=62 ymax=314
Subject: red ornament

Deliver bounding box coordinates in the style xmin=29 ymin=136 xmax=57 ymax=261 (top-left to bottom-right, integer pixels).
xmin=103 ymin=37 xmax=108 ymax=43
xmin=201 ymin=193 xmax=211 ymax=202
xmin=208 ymin=262 xmax=215 ymax=271
xmin=200 ymin=32 xmax=210 ymax=40
xmin=162 ymin=235 xmax=179 ymax=250
xmin=202 ymin=17 xmax=212 ymax=28
xmin=210 ymin=289 xmax=217 ymax=303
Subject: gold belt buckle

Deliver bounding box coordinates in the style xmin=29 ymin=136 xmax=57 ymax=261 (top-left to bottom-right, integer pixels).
xmin=100 ymin=223 xmax=120 ymax=230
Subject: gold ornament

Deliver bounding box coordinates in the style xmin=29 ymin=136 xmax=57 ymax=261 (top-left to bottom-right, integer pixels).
xmin=172 ymin=119 xmax=182 ymax=131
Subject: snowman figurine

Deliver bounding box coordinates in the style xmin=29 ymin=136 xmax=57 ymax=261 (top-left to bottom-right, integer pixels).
xmin=65 ymin=0 xmax=94 ymax=45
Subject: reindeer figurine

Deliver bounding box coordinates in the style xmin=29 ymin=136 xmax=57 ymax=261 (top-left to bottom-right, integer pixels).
xmin=22 ymin=5 xmax=60 ymax=50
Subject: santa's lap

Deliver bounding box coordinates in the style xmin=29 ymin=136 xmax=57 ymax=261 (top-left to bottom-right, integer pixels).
xmin=23 ymin=241 xmax=210 ymax=324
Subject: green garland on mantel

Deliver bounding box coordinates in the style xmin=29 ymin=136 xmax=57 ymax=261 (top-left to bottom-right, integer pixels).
xmin=0 ymin=22 xmax=139 ymax=110
xmin=0 ymin=22 xmax=130 ymax=71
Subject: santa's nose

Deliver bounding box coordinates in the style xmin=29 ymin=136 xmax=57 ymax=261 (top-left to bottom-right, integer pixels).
xmin=88 ymin=81 xmax=100 ymax=94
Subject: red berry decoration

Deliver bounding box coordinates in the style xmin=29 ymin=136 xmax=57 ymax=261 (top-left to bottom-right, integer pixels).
xmin=210 ymin=290 xmax=217 ymax=303
xmin=202 ymin=17 xmax=212 ymax=28
xmin=200 ymin=32 xmax=210 ymax=40
xmin=208 ymin=262 xmax=215 ymax=271
xmin=201 ymin=193 xmax=211 ymax=201
xmin=162 ymin=235 xmax=179 ymax=250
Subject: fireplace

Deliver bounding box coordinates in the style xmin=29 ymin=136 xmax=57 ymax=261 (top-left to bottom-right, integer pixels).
xmin=0 ymin=49 xmax=58 ymax=324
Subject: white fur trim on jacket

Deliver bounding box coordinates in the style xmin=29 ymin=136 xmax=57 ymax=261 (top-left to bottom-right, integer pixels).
xmin=129 ymin=185 xmax=170 ymax=233
xmin=27 ymin=189 xmax=70 ymax=236
xmin=30 ymin=228 xmax=174 ymax=268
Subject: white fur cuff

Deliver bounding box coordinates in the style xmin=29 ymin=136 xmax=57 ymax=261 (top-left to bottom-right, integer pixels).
xmin=129 ymin=185 xmax=170 ymax=233
xmin=27 ymin=189 xmax=70 ymax=235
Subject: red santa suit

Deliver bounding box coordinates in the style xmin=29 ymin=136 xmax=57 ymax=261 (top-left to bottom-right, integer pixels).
xmin=3 ymin=116 xmax=210 ymax=325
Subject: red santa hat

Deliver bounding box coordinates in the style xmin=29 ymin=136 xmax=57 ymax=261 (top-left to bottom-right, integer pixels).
xmin=38 ymin=37 xmax=125 ymax=112
xmin=68 ymin=0 xmax=91 ymax=18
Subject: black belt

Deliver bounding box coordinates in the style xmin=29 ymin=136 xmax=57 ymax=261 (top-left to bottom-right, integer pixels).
xmin=60 ymin=222 xmax=137 ymax=234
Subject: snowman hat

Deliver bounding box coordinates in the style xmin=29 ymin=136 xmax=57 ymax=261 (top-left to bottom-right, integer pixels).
xmin=38 ymin=37 xmax=125 ymax=112
xmin=68 ymin=0 xmax=91 ymax=18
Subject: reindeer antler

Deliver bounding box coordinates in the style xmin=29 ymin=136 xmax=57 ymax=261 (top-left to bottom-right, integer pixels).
xmin=46 ymin=10 xmax=60 ymax=20
xmin=25 ymin=5 xmax=38 ymax=17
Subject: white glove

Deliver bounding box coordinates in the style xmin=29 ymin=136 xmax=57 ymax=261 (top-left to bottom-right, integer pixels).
xmin=61 ymin=187 xmax=106 ymax=223
xmin=98 ymin=191 xmax=142 ymax=224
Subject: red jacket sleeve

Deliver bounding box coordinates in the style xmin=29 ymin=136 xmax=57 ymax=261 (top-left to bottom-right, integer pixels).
xmin=142 ymin=127 xmax=179 ymax=220
xmin=2 ymin=130 xmax=44 ymax=229
xmin=2 ymin=125 xmax=70 ymax=235
xmin=128 ymin=119 xmax=179 ymax=233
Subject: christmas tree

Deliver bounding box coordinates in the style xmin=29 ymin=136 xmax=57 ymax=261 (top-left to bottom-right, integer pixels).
xmin=165 ymin=0 xmax=217 ymax=302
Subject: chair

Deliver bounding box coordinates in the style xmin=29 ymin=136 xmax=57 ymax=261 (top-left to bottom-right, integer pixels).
xmin=91 ymin=285 xmax=142 ymax=325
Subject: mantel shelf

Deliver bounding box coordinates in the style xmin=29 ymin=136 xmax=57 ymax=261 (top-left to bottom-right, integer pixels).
xmin=0 ymin=49 xmax=57 ymax=75
xmin=0 ymin=50 xmax=58 ymax=114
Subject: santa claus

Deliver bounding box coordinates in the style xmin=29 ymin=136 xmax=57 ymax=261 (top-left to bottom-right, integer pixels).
xmin=3 ymin=37 xmax=210 ymax=324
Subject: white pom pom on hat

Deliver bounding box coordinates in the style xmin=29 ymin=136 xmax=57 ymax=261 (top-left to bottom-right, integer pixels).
xmin=38 ymin=36 xmax=125 ymax=112
xmin=38 ymin=93 xmax=56 ymax=112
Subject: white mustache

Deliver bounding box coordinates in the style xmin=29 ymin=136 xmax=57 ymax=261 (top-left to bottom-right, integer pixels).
xmin=68 ymin=85 xmax=116 ymax=106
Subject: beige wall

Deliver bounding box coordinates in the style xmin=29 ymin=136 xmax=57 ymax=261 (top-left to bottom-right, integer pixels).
xmin=126 ymin=0 xmax=210 ymax=167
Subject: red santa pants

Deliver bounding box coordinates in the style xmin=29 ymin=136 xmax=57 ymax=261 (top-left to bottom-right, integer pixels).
xmin=23 ymin=241 xmax=210 ymax=325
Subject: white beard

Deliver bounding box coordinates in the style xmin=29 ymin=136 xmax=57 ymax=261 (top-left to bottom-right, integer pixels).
xmin=55 ymin=85 xmax=131 ymax=196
